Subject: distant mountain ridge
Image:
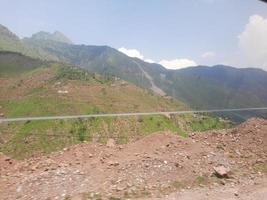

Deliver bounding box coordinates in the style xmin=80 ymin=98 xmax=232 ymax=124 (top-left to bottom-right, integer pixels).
xmin=0 ymin=24 xmax=20 ymax=40
xmin=1 ymin=24 xmax=267 ymax=121
xmin=27 ymin=31 xmax=73 ymax=44
xmin=0 ymin=24 xmax=26 ymax=53
xmin=163 ymin=65 xmax=267 ymax=108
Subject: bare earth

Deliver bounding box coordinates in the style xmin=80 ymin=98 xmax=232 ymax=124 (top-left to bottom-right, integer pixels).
xmin=0 ymin=118 xmax=266 ymax=200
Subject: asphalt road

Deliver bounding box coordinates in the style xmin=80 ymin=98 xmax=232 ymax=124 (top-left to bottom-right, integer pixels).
xmin=1 ymin=107 xmax=267 ymax=122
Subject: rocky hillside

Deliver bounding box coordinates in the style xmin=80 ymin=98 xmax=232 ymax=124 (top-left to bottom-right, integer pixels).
xmin=0 ymin=118 xmax=266 ymax=200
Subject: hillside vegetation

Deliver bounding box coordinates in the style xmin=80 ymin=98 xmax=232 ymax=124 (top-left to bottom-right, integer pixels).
xmin=0 ymin=52 xmax=185 ymax=116
xmin=0 ymin=52 xmax=232 ymax=159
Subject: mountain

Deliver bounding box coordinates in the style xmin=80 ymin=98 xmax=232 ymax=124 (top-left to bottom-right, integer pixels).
xmin=0 ymin=25 xmax=41 ymax=58
xmin=0 ymin=24 xmax=20 ymax=41
xmin=0 ymin=24 xmax=25 ymax=53
xmin=28 ymin=31 xmax=73 ymax=44
xmin=160 ymin=65 xmax=267 ymax=121
xmin=163 ymin=65 xmax=267 ymax=109
xmin=1 ymin=24 xmax=267 ymax=121
xmin=22 ymin=37 xmax=154 ymax=89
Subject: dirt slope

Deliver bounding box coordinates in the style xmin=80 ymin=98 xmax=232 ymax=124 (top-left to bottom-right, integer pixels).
xmin=0 ymin=118 xmax=266 ymax=200
xmin=149 ymin=177 xmax=267 ymax=200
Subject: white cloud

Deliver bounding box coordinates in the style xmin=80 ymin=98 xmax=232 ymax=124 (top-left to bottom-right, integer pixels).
xmin=159 ymin=59 xmax=197 ymax=70
xmin=119 ymin=47 xmax=197 ymax=69
xmin=118 ymin=47 xmax=155 ymax=63
xmin=201 ymin=51 xmax=216 ymax=59
xmin=118 ymin=47 xmax=144 ymax=60
xmin=239 ymin=15 xmax=267 ymax=68
xmin=144 ymin=59 xmax=155 ymax=63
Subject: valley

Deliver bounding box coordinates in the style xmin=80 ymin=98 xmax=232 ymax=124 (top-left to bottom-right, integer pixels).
xmin=0 ymin=11 xmax=267 ymax=200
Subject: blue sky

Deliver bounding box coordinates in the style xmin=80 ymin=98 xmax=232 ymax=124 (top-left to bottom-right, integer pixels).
xmin=1 ymin=0 xmax=267 ymax=69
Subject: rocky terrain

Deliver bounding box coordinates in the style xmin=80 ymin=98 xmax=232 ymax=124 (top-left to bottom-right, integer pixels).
xmin=0 ymin=118 xmax=266 ymax=200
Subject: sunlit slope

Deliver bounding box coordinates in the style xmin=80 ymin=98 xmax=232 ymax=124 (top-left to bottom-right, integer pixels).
xmin=1 ymin=24 xmax=267 ymax=121
xmin=0 ymin=52 xmax=231 ymax=159
xmin=0 ymin=53 xmax=186 ymax=117
xmin=22 ymin=29 xmax=267 ymax=117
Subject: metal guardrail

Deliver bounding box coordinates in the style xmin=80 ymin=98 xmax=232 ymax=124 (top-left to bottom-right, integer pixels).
xmin=1 ymin=107 xmax=267 ymax=122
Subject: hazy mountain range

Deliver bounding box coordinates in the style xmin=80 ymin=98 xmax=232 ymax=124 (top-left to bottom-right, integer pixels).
xmin=1 ymin=24 xmax=267 ymax=121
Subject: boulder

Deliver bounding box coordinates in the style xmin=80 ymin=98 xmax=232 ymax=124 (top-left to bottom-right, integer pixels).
xmin=213 ymin=166 xmax=231 ymax=178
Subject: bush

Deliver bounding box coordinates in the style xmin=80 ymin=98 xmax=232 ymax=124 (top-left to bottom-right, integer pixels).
xmin=56 ymin=66 xmax=93 ymax=81
xmin=70 ymin=119 xmax=90 ymax=142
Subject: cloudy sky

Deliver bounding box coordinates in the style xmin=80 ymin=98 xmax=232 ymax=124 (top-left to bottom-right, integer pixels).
xmin=1 ymin=0 xmax=267 ymax=70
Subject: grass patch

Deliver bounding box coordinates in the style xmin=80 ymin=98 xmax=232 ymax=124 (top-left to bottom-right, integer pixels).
xmin=172 ymin=181 xmax=186 ymax=189
xmin=124 ymin=188 xmax=151 ymax=198
xmin=188 ymin=114 xmax=233 ymax=131
xmin=70 ymin=119 xmax=91 ymax=142
xmin=253 ymin=163 xmax=267 ymax=174
xmin=194 ymin=174 xmax=223 ymax=186
xmin=0 ymin=115 xmax=172 ymax=159
xmin=0 ymin=96 xmax=102 ymax=118
xmin=138 ymin=115 xmax=187 ymax=137
xmin=109 ymin=197 xmax=121 ymax=200
xmin=55 ymin=66 xmax=94 ymax=81
xmin=195 ymin=176 xmax=209 ymax=185
xmin=0 ymin=113 xmax=233 ymax=159
xmin=0 ymin=120 xmax=71 ymax=159
xmin=82 ymin=192 xmax=102 ymax=200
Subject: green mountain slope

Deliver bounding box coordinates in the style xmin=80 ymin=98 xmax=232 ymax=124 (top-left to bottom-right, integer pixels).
xmin=0 ymin=52 xmax=187 ymax=117
xmin=22 ymin=38 xmax=153 ymax=89
xmin=21 ymin=28 xmax=267 ymax=115
xmin=0 ymin=51 xmax=46 ymax=76
xmin=0 ymin=51 xmax=231 ymax=159
xmin=161 ymin=66 xmax=267 ymax=121
xmin=164 ymin=65 xmax=267 ymax=109
xmin=0 ymin=24 xmax=25 ymax=53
